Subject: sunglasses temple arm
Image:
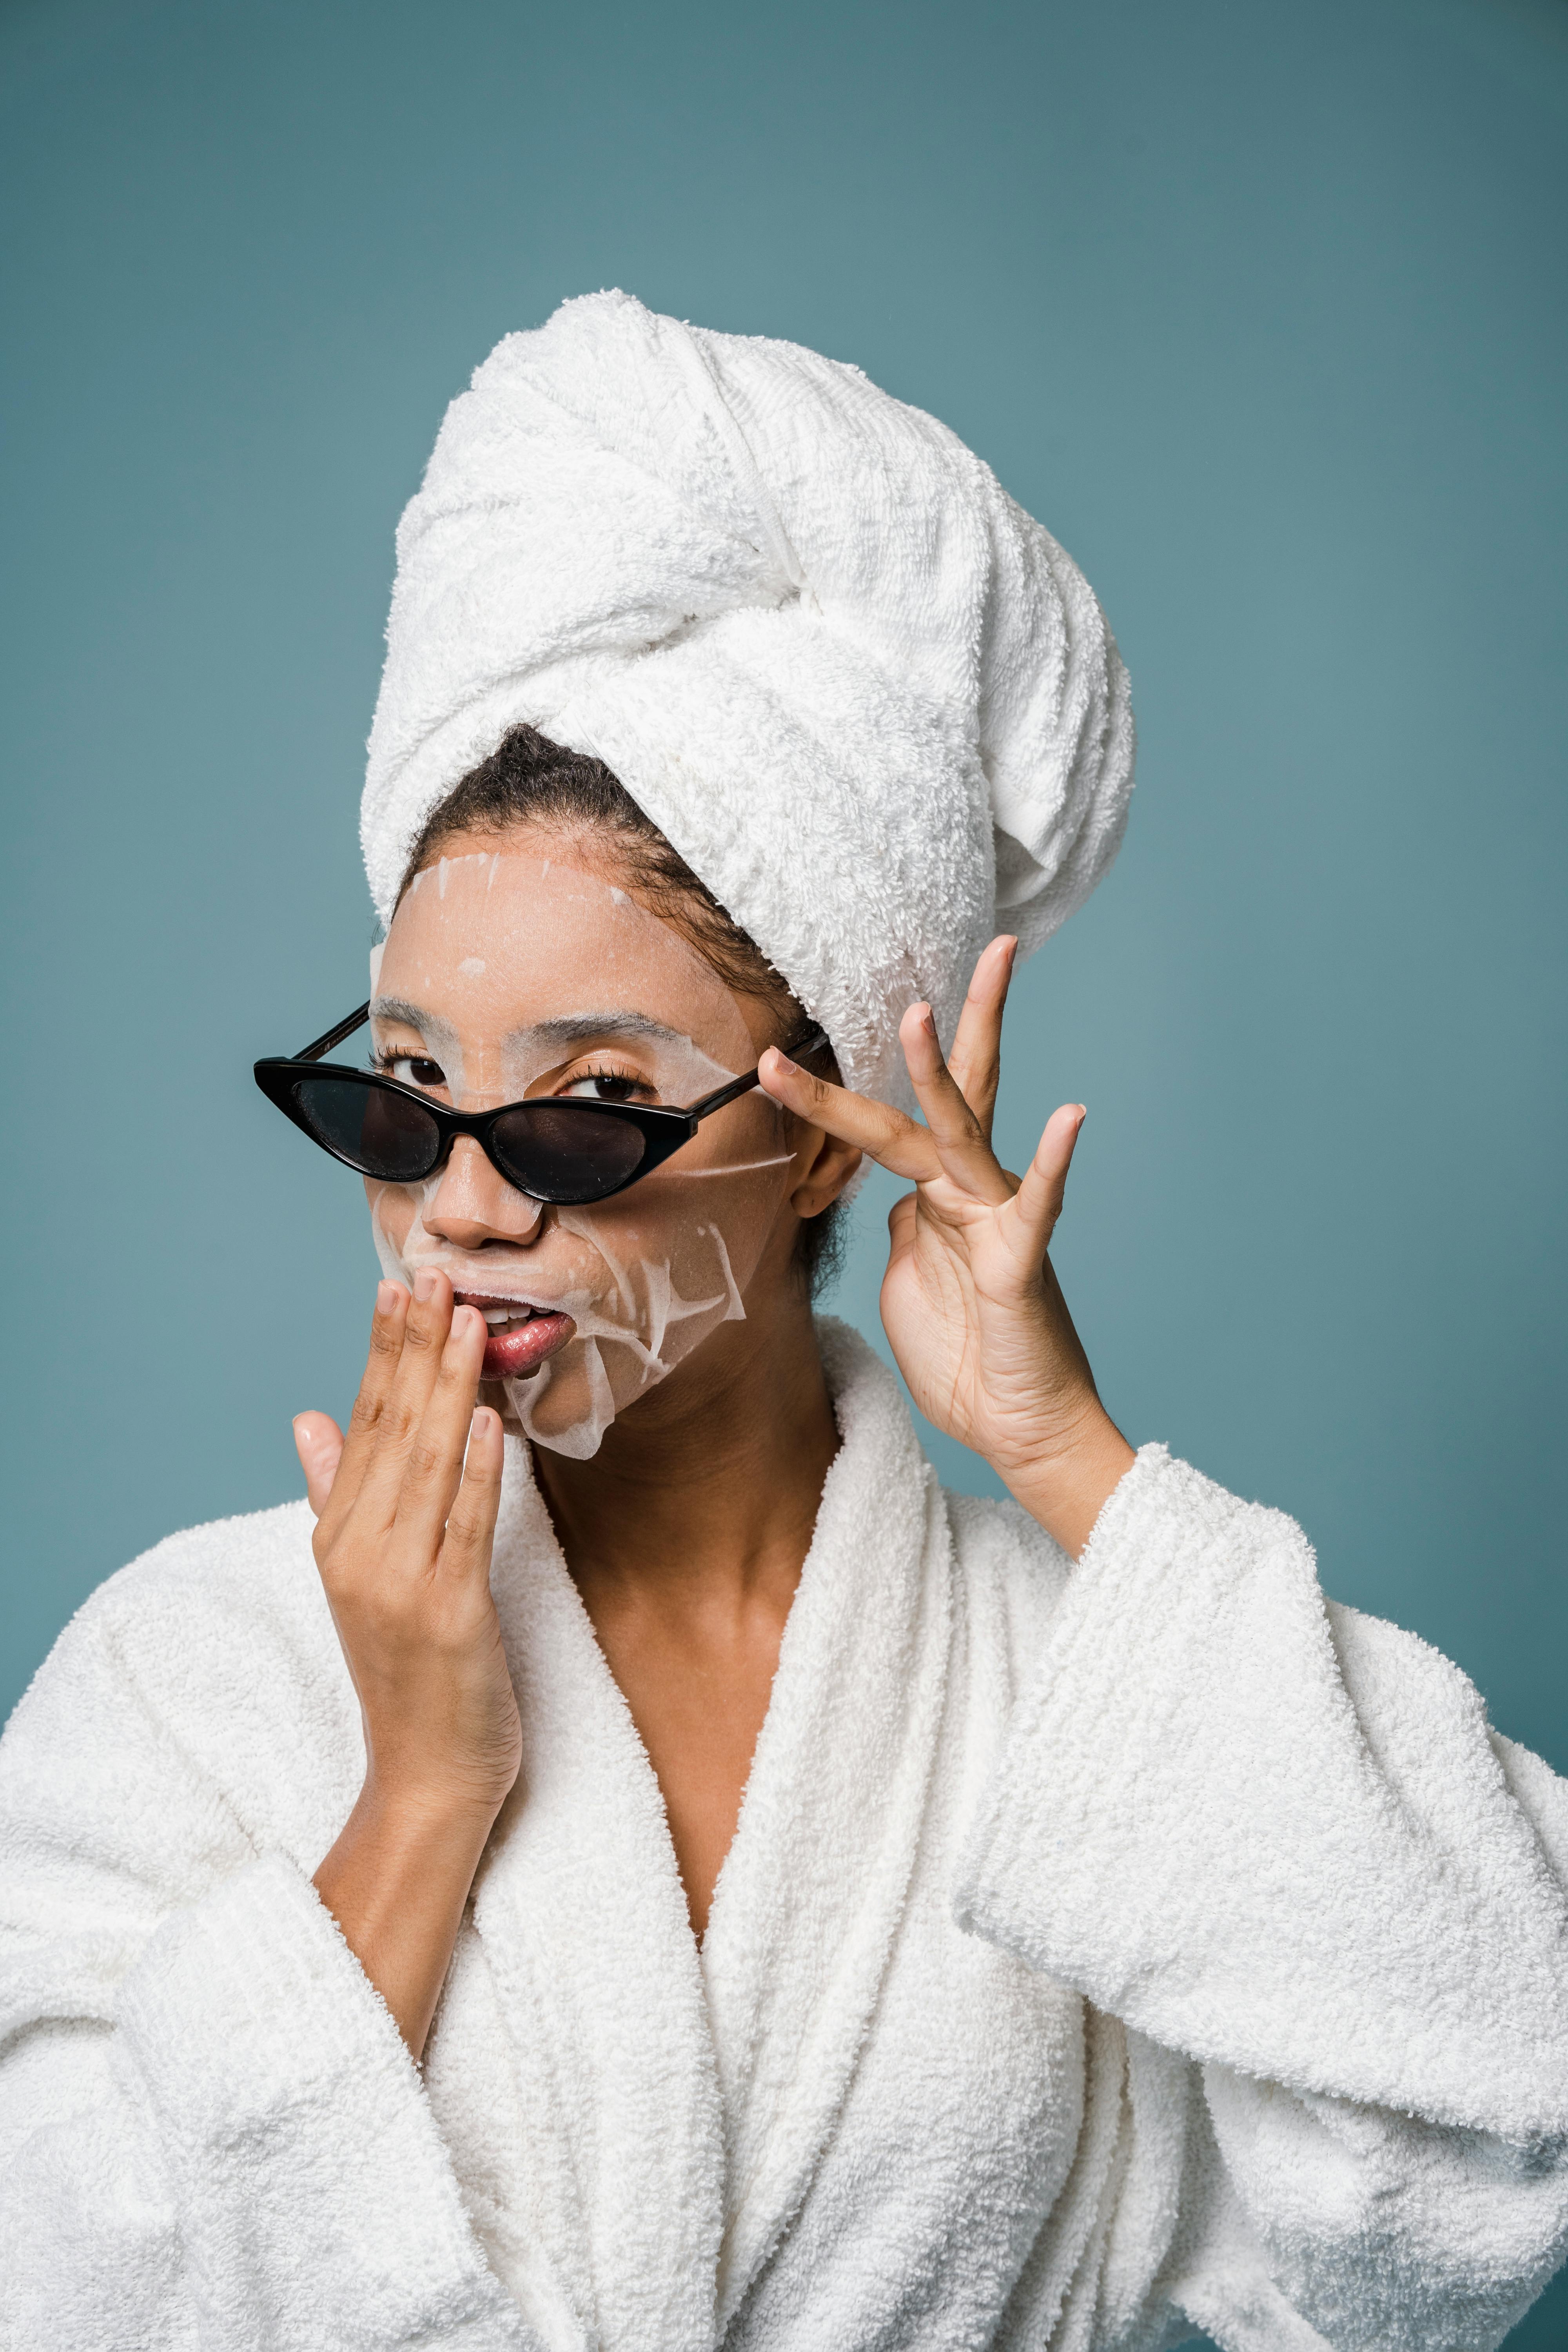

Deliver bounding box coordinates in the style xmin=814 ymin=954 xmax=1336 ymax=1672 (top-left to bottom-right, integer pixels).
xmin=687 ymin=1023 xmax=830 ymax=1120
xmin=296 ymin=1002 xmax=372 ymax=1062
xmin=687 ymin=1068 xmax=762 ymax=1121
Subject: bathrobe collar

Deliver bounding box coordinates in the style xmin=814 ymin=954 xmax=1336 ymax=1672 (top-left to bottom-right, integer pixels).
xmin=471 ymin=1321 xmax=952 ymax=2350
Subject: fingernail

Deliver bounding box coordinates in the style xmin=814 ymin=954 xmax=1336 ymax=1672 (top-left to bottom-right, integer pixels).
xmin=376 ymin=1280 xmax=397 ymax=1315
xmin=414 ymin=1269 xmax=437 ymax=1301
xmin=772 ymin=1052 xmax=799 ymax=1075
xmin=920 ymin=1004 xmax=936 ymax=1033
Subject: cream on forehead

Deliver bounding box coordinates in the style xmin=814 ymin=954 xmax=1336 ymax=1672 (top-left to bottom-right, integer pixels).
xmin=379 ymin=848 xmax=759 ymax=1090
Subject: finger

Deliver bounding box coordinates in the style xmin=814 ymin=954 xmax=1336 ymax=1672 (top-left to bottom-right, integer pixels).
xmin=353 ymin=1269 xmax=459 ymax=1529
xmin=900 ymin=1003 xmax=1014 ymax=1205
xmin=1007 ymin=1103 xmax=1087 ymax=1261
xmin=316 ymin=1280 xmax=410 ymax=1540
xmin=759 ymin=1049 xmax=942 ymax=1183
xmin=438 ymin=1405 xmax=505 ymax=1584
xmin=392 ymin=1303 xmax=490 ymax=1557
xmin=293 ymin=1412 xmax=345 ymax=1517
xmin=946 ymin=935 xmax=1016 ymax=1140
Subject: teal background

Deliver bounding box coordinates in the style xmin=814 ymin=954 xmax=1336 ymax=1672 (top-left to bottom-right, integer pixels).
xmin=3 ymin=1 xmax=1565 ymax=2339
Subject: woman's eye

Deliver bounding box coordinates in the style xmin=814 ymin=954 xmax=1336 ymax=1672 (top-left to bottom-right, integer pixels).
xmin=562 ymin=1071 xmax=644 ymax=1103
xmin=390 ymin=1055 xmax=445 ymax=1089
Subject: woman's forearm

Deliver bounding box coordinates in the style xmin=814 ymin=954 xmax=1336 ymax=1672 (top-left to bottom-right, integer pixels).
xmin=314 ymin=1781 xmax=499 ymax=2058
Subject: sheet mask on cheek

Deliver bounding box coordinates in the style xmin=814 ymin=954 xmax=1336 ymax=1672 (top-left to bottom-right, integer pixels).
xmin=365 ymin=851 xmax=800 ymax=1459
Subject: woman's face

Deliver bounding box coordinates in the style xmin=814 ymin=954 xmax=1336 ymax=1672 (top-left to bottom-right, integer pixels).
xmin=368 ymin=829 xmax=809 ymax=1458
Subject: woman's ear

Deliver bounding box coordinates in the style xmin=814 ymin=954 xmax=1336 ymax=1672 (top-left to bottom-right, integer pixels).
xmin=789 ymin=1123 xmax=863 ymax=1221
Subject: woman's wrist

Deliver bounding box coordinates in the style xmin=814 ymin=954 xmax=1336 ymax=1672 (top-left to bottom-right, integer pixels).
xmin=314 ymin=1775 xmax=503 ymax=2056
xmin=999 ymin=1400 xmax=1137 ymax=1560
xmin=355 ymin=1766 xmax=510 ymax=1840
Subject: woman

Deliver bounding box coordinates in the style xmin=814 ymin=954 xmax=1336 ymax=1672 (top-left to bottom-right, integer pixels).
xmin=2 ymin=292 xmax=1565 ymax=2352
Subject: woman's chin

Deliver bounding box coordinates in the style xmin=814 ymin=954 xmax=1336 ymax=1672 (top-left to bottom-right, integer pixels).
xmin=478 ymin=1375 xmax=527 ymax=1435
xmin=477 ymin=1324 xmax=592 ymax=1442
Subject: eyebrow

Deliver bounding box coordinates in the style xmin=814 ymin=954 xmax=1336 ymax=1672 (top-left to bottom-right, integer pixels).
xmin=503 ymin=1011 xmax=692 ymax=1053
xmin=368 ymin=996 xmax=436 ymax=1030
xmin=368 ymin=1000 xmax=691 ymax=1054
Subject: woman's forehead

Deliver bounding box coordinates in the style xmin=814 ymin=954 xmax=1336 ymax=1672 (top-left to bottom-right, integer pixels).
xmin=378 ymin=848 xmax=755 ymax=1060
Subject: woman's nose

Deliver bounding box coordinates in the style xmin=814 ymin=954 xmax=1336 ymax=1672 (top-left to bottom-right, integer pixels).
xmin=422 ymin=1136 xmax=544 ymax=1250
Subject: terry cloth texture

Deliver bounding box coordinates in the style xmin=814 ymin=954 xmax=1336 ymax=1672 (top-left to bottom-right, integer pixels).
xmin=360 ymin=291 xmax=1135 ymax=1107
xmin=2 ymin=1327 xmax=1566 ymax=2351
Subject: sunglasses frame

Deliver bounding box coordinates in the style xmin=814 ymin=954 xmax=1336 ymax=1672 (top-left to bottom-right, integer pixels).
xmin=254 ymin=1002 xmax=829 ymax=1205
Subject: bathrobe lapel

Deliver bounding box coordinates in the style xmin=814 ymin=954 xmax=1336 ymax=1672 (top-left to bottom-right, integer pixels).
xmin=699 ymin=1325 xmax=954 ymax=2330
xmin=475 ymin=1457 xmax=726 ymax=2352
xmin=461 ymin=1326 xmax=950 ymax=2348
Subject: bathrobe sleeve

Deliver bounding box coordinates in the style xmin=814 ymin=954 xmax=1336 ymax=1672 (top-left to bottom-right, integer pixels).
xmin=0 ymin=1591 xmax=532 ymax=2352
xmin=956 ymin=1447 xmax=1568 ymax=2352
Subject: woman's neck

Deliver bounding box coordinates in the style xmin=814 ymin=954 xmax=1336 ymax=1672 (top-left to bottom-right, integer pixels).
xmin=530 ymin=1289 xmax=840 ymax=1938
xmin=530 ymin=1287 xmax=840 ymax=1612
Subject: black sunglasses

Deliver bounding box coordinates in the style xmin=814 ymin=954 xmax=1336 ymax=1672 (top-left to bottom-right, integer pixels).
xmin=254 ymin=1003 xmax=828 ymax=1206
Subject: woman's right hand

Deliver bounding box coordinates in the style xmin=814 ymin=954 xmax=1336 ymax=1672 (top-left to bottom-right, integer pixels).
xmin=294 ymin=1272 xmax=520 ymax=2054
xmin=296 ymin=1271 xmax=521 ymax=1815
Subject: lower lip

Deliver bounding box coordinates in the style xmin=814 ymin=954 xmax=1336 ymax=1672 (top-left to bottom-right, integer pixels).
xmin=481 ymin=1312 xmax=574 ymax=1381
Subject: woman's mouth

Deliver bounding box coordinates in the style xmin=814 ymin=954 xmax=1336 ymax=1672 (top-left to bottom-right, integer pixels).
xmin=457 ymin=1295 xmax=575 ymax=1380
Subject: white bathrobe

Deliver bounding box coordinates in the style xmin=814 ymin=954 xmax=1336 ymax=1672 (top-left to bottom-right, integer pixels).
xmin=2 ymin=1323 xmax=1566 ymax=2352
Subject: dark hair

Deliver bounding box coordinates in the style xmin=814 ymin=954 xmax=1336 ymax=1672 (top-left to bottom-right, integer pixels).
xmin=397 ymin=724 xmax=849 ymax=1295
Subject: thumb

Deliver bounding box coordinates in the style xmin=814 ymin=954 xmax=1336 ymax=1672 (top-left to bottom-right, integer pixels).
xmin=293 ymin=1412 xmax=345 ymax=1518
xmin=886 ymin=1191 xmax=919 ymax=1256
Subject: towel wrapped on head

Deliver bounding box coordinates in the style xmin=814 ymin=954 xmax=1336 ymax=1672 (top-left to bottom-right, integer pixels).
xmin=361 ymin=290 xmax=1135 ymax=1105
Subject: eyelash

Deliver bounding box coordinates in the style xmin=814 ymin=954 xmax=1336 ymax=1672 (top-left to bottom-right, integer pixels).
xmin=562 ymin=1061 xmax=652 ymax=1103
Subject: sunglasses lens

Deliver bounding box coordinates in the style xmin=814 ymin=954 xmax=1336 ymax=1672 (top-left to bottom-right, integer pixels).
xmin=290 ymin=1076 xmax=441 ymax=1181
xmin=489 ymin=1102 xmax=648 ymax=1203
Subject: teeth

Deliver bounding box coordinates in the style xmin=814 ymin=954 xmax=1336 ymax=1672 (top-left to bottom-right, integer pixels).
xmin=481 ymin=1307 xmax=510 ymax=1325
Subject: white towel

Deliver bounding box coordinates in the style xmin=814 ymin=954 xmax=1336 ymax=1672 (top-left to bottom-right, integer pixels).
xmin=361 ymin=292 xmax=1134 ymax=1103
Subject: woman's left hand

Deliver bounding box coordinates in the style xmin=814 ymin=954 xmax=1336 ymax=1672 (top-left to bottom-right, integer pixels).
xmin=760 ymin=936 xmax=1135 ymax=1557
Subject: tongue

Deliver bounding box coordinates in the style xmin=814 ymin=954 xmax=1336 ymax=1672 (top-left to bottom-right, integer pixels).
xmin=482 ymin=1311 xmax=573 ymax=1382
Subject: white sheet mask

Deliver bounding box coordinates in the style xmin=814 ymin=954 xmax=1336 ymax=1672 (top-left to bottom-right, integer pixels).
xmin=365 ymin=848 xmax=800 ymax=1458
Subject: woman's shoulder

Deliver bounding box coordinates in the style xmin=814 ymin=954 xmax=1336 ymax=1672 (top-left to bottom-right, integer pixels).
xmin=68 ymin=1494 xmax=325 ymax=1663
xmin=942 ymin=1486 xmax=1074 ymax=1659
xmin=0 ymin=1499 xmax=356 ymax=1957
xmin=3 ymin=1496 xmax=343 ymax=1783
xmin=944 ymin=1487 xmax=1070 ymax=1584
